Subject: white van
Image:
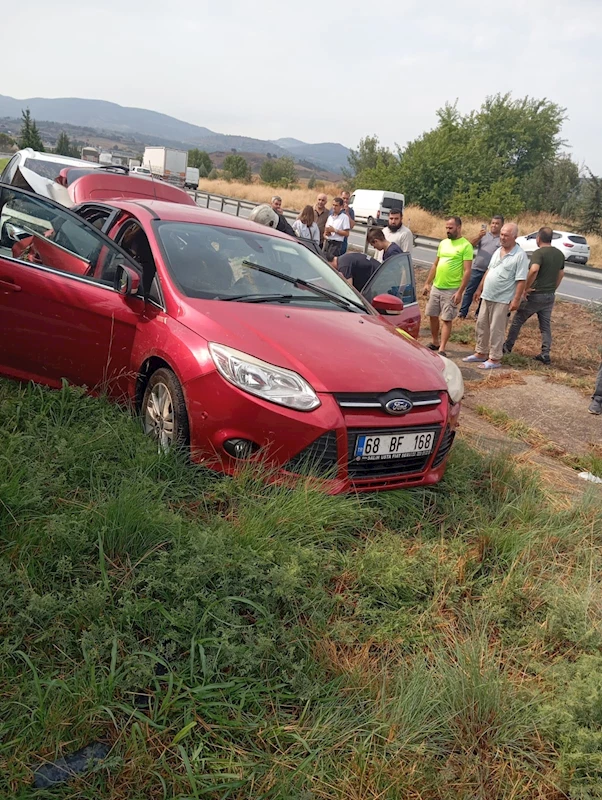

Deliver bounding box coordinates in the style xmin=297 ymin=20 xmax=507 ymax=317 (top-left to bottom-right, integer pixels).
xmin=349 ymin=189 xmax=405 ymax=226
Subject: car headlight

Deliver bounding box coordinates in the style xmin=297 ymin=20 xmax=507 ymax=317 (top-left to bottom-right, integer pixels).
xmin=209 ymin=343 xmax=320 ymax=412
xmin=439 ymin=355 xmax=464 ymax=404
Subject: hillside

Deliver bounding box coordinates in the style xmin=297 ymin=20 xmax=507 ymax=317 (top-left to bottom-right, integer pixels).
xmin=0 ymin=95 xmax=350 ymax=173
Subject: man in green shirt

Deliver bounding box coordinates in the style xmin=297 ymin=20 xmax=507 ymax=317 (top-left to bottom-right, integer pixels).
xmin=423 ymin=216 xmax=473 ymax=356
xmin=504 ymin=227 xmax=565 ymax=364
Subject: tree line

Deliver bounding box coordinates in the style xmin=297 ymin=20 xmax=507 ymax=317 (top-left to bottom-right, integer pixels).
xmin=344 ymin=93 xmax=601 ymax=235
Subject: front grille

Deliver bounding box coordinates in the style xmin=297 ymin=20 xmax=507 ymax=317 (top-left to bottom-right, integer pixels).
xmin=284 ymin=431 xmax=339 ymax=474
xmin=432 ymin=427 xmax=455 ymax=467
xmin=334 ymin=390 xmax=442 ymax=411
xmin=346 ymin=425 xmax=441 ymax=480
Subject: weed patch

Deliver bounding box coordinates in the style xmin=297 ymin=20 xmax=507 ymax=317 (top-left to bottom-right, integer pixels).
xmin=1 ymin=379 xmax=602 ymax=797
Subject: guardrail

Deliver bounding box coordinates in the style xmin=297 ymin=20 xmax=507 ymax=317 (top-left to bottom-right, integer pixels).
xmin=189 ymin=189 xmax=602 ymax=283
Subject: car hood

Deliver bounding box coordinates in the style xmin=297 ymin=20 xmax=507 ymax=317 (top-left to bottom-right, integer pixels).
xmin=177 ymin=299 xmax=447 ymax=393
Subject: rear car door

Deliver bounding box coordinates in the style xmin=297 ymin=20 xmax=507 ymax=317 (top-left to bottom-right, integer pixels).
xmin=0 ymin=184 xmax=143 ymax=396
xmin=361 ymin=253 xmax=421 ymax=338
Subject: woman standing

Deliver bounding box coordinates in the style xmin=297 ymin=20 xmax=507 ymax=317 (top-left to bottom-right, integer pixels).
xmin=293 ymin=205 xmax=320 ymax=243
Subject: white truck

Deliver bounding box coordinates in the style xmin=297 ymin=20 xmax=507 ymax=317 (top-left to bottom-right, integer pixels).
xmin=143 ymin=147 xmax=188 ymax=187
xmin=184 ymin=166 xmax=200 ymax=190
xmin=349 ymin=189 xmax=405 ymax=226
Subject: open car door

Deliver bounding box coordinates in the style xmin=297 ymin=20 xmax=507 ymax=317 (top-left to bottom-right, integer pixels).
xmin=360 ymin=252 xmax=421 ymax=339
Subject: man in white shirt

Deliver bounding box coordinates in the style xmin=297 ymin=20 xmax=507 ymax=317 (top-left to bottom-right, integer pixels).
xmin=323 ymin=197 xmax=350 ymax=260
xmin=374 ymin=208 xmax=413 ymax=262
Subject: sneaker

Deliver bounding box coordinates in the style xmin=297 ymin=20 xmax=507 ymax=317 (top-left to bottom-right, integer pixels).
xmin=534 ymin=354 xmax=551 ymax=365
xmin=589 ymin=398 xmax=602 ymax=415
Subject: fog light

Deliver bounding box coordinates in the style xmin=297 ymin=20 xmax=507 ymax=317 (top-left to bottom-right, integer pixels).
xmin=223 ymin=438 xmax=260 ymax=459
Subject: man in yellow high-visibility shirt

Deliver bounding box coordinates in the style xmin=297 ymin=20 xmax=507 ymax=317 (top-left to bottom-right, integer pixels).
xmin=422 ymin=216 xmax=473 ymax=356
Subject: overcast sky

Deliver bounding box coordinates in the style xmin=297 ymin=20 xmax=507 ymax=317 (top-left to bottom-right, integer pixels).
xmin=7 ymin=0 xmax=602 ymax=172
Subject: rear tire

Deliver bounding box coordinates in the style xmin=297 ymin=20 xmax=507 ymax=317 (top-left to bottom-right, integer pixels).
xmin=141 ymin=368 xmax=189 ymax=452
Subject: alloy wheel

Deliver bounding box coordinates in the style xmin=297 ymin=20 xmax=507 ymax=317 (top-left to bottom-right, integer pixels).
xmin=144 ymin=382 xmax=175 ymax=451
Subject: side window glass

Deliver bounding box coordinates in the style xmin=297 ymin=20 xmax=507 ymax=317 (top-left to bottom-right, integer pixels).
xmin=363 ymin=255 xmax=415 ymax=306
xmin=0 ymin=186 xmax=136 ymax=285
xmin=552 ymin=232 xmax=562 ymax=240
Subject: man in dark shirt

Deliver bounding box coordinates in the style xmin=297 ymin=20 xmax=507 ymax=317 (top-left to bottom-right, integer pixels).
xmin=327 ymin=251 xmax=380 ymax=291
xmin=314 ymin=193 xmax=330 ymax=247
xmin=504 ymin=226 xmax=565 ymax=364
xmin=367 ymin=228 xmax=403 ymax=261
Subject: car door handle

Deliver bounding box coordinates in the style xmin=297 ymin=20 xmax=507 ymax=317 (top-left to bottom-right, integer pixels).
xmin=0 ymin=278 xmax=22 ymax=292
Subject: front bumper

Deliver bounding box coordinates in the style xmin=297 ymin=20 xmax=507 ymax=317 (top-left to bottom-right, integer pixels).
xmin=183 ymin=371 xmax=460 ymax=493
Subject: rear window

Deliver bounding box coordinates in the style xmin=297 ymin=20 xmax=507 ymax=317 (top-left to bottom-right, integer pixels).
xmin=23 ymin=157 xmax=75 ymax=181
xmin=381 ymin=196 xmax=404 ymax=210
xmin=568 ymin=235 xmax=587 ymax=244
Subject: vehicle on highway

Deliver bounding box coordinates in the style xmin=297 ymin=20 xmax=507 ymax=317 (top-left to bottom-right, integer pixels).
xmin=0 ymin=182 xmax=462 ymax=492
xmin=349 ymin=189 xmax=405 ymax=227
xmin=185 ymin=167 xmax=200 ymax=190
xmin=517 ymin=229 xmax=590 ymax=265
xmin=0 ymin=148 xmax=102 ymax=202
xmin=130 ymin=165 xmax=152 ymax=177
xmin=143 ymin=146 xmax=188 ymax=187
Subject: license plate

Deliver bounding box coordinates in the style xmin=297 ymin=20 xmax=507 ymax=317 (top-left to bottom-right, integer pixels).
xmin=354 ymin=430 xmax=437 ymax=461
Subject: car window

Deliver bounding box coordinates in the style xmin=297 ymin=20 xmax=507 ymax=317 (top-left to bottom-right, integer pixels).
xmin=155 ymin=221 xmax=363 ymax=308
xmin=552 ymin=232 xmax=562 ymax=240
xmin=362 ymin=254 xmax=415 ymax=306
xmin=22 ymin=157 xmax=75 ymax=181
xmin=525 ymin=232 xmax=538 ymax=240
xmin=0 ymin=155 xmax=18 ymax=183
xmin=0 ymin=185 xmax=139 ymax=287
xmin=568 ymin=235 xmax=587 ymax=245
xmin=381 ymin=196 xmax=403 ymax=210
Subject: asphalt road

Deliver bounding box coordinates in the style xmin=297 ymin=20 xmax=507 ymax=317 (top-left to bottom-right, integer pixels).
xmin=196 ymin=194 xmax=602 ymax=306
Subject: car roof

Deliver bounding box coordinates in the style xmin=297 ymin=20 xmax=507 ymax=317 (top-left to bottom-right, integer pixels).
xmin=14 ymin=147 xmax=99 ymax=168
xmin=94 ymin=197 xmax=295 ymax=239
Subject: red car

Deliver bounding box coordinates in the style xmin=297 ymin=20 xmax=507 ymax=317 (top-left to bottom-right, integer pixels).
xmin=0 ymin=180 xmax=463 ymax=492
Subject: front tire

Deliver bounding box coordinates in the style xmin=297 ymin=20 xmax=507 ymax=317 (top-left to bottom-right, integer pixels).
xmin=141 ymin=368 xmax=189 ymax=452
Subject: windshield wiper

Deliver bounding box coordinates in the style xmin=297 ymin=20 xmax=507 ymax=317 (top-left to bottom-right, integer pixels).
xmin=241 ymin=260 xmax=366 ymax=312
xmin=220 ymin=293 xmax=295 ymax=303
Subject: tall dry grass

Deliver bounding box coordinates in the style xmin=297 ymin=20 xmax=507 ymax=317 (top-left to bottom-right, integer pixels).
xmin=197 ymin=178 xmax=602 ymax=266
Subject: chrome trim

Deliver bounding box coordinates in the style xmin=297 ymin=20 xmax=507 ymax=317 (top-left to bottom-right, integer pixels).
xmin=339 ymin=398 xmax=441 ymax=409
xmin=339 ymin=402 xmax=382 ymax=408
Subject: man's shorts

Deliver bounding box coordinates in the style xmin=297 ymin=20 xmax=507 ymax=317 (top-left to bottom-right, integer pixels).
xmin=425 ymin=286 xmax=459 ymax=321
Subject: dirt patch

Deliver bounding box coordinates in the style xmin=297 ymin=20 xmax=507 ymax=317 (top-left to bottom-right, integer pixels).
xmin=462 ymin=373 xmax=601 ymax=455
xmin=457 ymin=408 xmax=590 ymax=503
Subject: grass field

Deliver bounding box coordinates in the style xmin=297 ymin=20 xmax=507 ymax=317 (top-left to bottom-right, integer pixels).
xmin=197 ymin=178 xmax=602 ymax=267
xmin=2 ymin=378 xmax=602 ymax=798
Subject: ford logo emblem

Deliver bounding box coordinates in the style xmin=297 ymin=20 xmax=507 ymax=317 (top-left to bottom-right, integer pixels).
xmin=385 ymin=398 xmax=413 ymax=415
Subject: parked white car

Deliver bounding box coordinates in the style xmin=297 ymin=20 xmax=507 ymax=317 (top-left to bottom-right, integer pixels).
xmin=517 ymin=229 xmax=590 ymax=265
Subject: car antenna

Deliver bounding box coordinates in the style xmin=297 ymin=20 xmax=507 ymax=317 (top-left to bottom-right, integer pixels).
xmin=147 ymin=160 xmax=158 ymax=201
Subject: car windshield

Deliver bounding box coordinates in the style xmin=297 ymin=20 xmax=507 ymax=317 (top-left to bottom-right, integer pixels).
xmin=155 ymin=222 xmax=367 ymax=309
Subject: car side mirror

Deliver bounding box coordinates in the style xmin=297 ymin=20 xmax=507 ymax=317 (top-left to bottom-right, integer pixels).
xmin=115 ymin=264 xmax=141 ymax=296
xmin=371 ymin=293 xmax=403 ymax=314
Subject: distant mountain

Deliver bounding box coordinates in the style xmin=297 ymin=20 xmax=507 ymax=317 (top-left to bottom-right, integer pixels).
xmin=272 ymin=137 xmax=306 ymax=149
xmin=0 ymin=95 xmax=349 ymax=173
xmin=273 ymin=139 xmax=351 ymax=173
